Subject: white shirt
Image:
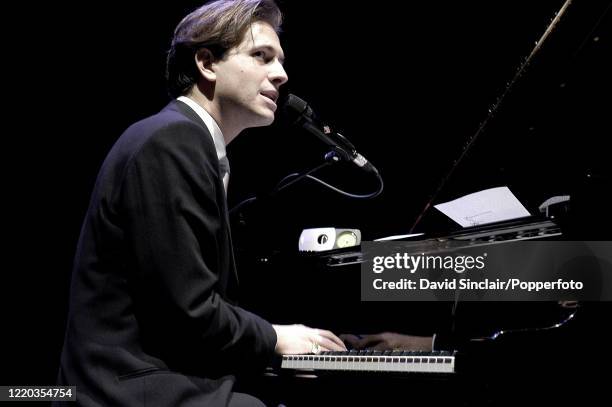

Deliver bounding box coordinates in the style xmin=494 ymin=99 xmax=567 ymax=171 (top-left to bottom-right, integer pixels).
xmin=177 ymin=96 xmax=230 ymax=193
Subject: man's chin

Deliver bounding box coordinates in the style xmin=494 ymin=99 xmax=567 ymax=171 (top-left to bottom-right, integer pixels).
xmin=254 ymin=111 xmax=276 ymax=126
xmin=241 ymin=107 xmax=276 ymax=129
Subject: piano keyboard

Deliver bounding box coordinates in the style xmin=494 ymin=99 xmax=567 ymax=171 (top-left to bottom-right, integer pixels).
xmin=281 ymin=350 xmax=456 ymax=374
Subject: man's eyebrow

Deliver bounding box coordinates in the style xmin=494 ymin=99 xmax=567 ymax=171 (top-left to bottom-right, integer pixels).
xmin=252 ymin=44 xmax=285 ymax=64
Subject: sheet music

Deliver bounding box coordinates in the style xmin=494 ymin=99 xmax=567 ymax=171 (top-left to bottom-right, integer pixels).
xmin=434 ymin=186 xmax=531 ymax=227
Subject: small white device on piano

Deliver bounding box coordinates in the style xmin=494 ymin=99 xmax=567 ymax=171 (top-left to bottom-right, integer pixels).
xmin=298 ymin=228 xmax=361 ymax=252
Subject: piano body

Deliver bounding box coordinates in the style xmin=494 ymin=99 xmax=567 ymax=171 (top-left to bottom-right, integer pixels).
xmin=236 ymin=218 xmax=610 ymax=406
xmin=230 ymin=1 xmax=611 ymax=405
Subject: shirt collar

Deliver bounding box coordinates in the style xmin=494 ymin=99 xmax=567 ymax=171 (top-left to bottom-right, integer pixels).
xmin=177 ymin=96 xmax=227 ymax=165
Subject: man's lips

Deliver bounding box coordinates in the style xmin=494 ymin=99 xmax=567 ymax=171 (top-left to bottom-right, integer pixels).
xmin=260 ymin=91 xmax=278 ymax=103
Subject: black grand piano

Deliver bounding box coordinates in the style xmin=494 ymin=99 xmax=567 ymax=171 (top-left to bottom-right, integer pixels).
xmin=229 ymin=1 xmax=612 ymax=405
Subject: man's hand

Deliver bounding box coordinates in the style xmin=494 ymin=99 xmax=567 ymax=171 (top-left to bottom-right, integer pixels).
xmin=340 ymin=332 xmax=434 ymax=351
xmin=272 ymin=324 xmax=347 ymax=355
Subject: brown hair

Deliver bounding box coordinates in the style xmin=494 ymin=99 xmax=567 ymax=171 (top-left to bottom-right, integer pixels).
xmin=166 ymin=0 xmax=282 ymax=98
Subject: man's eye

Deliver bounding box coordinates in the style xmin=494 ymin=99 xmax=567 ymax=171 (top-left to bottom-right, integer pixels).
xmin=253 ymin=51 xmax=268 ymax=61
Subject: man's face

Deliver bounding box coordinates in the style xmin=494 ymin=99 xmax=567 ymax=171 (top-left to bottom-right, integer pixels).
xmin=212 ymin=21 xmax=288 ymax=133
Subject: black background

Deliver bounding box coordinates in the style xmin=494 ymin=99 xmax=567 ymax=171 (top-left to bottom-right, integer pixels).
xmin=3 ymin=0 xmax=610 ymax=393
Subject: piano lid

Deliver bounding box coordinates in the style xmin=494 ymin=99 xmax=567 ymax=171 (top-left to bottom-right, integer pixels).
xmin=411 ymin=0 xmax=612 ymax=236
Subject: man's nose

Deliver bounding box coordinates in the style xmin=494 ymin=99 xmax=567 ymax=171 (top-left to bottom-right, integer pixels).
xmin=269 ymin=60 xmax=288 ymax=87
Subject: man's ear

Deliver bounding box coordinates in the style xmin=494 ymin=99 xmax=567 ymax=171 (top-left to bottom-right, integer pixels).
xmin=195 ymin=48 xmax=216 ymax=82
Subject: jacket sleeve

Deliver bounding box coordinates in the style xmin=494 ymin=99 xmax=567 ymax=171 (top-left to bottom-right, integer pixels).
xmin=118 ymin=120 xmax=276 ymax=374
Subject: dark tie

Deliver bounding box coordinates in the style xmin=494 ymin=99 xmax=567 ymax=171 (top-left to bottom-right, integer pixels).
xmin=218 ymin=156 xmax=230 ymax=193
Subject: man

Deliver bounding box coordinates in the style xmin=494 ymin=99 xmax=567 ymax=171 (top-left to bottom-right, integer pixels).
xmin=57 ymin=1 xmax=345 ymax=405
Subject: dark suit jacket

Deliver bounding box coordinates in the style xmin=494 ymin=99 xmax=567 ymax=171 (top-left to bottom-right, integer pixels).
xmin=57 ymin=100 xmax=277 ymax=406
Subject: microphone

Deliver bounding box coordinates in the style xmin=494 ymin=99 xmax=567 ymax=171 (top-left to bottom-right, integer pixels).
xmin=282 ymin=94 xmax=378 ymax=174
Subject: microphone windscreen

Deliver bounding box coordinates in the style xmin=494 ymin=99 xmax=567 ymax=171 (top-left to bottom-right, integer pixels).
xmin=281 ymin=94 xmax=311 ymax=124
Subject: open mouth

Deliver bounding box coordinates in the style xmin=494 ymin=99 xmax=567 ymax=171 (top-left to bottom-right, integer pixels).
xmin=260 ymin=91 xmax=278 ymax=104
